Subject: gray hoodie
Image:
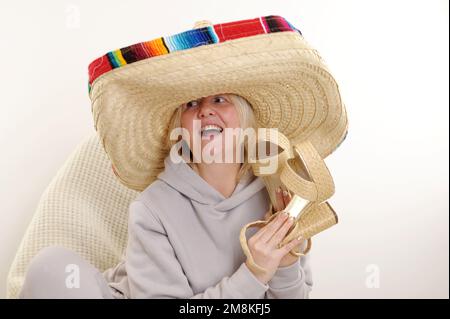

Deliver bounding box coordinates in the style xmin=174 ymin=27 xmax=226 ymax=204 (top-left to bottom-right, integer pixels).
xmin=102 ymin=156 xmax=313 ymax=298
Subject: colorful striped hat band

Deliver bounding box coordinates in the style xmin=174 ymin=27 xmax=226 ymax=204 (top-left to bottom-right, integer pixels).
xmin=87 ymin=15 xmax=348 ymax=192
xmin=88 ymin=16 xmax=301 ymax=94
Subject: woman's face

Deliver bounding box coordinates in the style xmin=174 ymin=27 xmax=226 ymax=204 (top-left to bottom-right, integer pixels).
xmin=180 ymin=94 xmax=240 ymax=162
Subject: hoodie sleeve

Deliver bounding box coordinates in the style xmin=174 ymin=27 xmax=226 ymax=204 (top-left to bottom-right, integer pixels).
xmin=125 ymin=200 xmax=269 ymax=299
xmin=264 ymin=248 xmax=313 ymax=299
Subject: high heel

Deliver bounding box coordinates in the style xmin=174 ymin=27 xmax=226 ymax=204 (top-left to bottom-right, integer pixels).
xmin=240 ymin=129 xmax=339 ymax=275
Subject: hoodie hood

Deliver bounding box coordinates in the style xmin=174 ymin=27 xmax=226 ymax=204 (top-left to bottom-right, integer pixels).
xmin=157 ymin=156 xmax=267 ymax=212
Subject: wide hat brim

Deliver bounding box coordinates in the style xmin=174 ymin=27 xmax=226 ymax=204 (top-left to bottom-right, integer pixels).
xmin=89 ymin=17 xmax=348 ymax=191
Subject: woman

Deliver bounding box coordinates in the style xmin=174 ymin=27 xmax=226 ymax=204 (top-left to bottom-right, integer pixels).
xmin=109 ymin=92 xmax=312 ymax=298
xmin=19 ymin=15 xmax=348 ymax=299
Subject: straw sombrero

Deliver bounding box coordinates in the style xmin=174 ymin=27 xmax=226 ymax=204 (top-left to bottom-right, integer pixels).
xmin=88 ymin=15 xmax=348 ymax=192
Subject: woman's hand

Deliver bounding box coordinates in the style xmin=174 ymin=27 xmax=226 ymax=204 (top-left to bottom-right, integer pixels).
xmin=245 ymin=204 xmax=303 ymax=284
xmin=271 ymin=188 xmax=305 ymax=267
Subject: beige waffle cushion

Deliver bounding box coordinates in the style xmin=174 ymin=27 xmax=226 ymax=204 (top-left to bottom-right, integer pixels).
xmin=6 ymin=132 xmax=139 ymax=298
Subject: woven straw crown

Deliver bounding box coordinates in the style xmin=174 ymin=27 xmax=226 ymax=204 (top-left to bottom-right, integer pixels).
xmin=88 ymin=15 xmax=348 ymax=191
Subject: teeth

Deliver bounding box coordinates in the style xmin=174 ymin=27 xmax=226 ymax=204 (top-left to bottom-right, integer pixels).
xmin=201 ymin=124 xmax=223 ymax=133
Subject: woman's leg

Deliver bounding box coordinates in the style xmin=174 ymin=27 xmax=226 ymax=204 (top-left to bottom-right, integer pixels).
xmin=19 ymin=246 xmax=114 ymax=299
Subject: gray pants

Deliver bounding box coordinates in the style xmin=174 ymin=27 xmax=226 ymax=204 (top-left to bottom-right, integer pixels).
xmin=19 ymin=246 xmax=114 ymax=299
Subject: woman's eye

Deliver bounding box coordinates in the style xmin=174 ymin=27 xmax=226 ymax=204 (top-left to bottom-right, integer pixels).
xmin=186 ymin=100 xmax=198 ymax=108
xmin=214 ymin=96 xmax=226 ymax=103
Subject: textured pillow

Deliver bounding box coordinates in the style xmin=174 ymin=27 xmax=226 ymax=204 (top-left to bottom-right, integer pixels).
xmin=6 ymin=132 xmax=139 ymax=298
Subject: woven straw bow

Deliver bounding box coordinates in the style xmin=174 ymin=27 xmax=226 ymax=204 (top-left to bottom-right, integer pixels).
xmin=239 ymin=129 xmax=338 ymax=275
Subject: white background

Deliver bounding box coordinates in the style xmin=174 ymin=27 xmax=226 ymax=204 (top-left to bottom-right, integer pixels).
xmin=0 ymin=0 xmax=448 ymax=298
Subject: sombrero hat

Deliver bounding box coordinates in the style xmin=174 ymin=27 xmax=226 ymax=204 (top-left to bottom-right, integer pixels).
xmin=88 ymin=15 xmax=348 ymax=192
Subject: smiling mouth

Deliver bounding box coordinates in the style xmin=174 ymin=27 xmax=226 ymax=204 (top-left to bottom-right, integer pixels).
xmin=200 ymin=124 xmax=224 ymax=138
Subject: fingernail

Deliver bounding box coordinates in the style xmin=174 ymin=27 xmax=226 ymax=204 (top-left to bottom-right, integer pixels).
xmin=283 ymin=190 xmax=289 ymax=196
xmin=276 ymin=187 xmax=281 ymax=193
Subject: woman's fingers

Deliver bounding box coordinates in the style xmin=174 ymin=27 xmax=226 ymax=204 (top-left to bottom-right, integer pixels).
xmin=258 ymin=212 xmax=289 ymax=243
xmin=275 ymin=188 xmax=284 ymax=211
xmin=253 ymin=188 xmax=293 ymax=243
xmin=251 ymin=212 xmax=277 ymax=241
xmin=282 ymin=190 xmax=291 ymax=207
xmin=276 ymin=188 xmax=292 ymax=211
xmin=267 ymin=216 xmax=295 ymax=248
xmin=276 ymin=237 xmax=303 ymax=257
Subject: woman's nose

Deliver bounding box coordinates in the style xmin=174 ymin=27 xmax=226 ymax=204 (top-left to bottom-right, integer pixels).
xmin=197 ymin=101 xmax=216 ymax=118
